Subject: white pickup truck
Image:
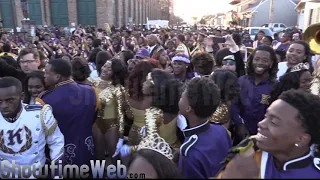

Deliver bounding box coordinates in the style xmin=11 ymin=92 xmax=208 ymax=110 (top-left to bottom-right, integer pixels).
xmin=146 ymin=20 xmax=169 ymax=30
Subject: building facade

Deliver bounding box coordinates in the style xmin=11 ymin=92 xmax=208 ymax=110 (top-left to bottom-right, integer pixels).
xmin=0 ymin=0 xmax=173 ymax=29
xmin=296 ymin=0 xmax=320 ymax=30
xmin=229 ymin=0 xmax=299 ymax=27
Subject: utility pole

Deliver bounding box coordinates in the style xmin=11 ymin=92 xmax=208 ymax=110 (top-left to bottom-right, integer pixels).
xmin=269 ymin=0 xmax=274 ymax=24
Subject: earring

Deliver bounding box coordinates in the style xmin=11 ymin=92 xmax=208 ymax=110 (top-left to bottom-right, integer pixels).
xmin=295 ymin=144 xmax=299 ymax=147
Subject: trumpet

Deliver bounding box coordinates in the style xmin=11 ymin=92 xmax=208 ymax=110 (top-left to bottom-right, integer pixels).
xmin=303 ymin=23 xmax=320 ymax=54
xmin=246 ymin=47 xmax=255 ymax=53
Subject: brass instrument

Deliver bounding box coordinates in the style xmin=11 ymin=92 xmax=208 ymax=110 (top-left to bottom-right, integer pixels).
xmin=303 ymin=23 xmax=320 ymax=54
xmin=81 ymin=37 xmax=87 ymax=51
xmin=246 ymin=47 xmax=255 ymax=53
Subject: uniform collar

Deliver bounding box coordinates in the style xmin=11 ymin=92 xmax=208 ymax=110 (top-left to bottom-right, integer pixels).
xmin=3 ymin=103 xmax=24 ymax=123
xmin=55 ymin=79 xmax=74 ymax=88
xmin=183 ymin=121 xmax=210 ymax=137
xmin=282 ymin=150 xmax=313 ymax=171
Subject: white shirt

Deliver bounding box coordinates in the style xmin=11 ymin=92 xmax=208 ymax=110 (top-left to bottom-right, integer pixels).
xmin=277 ymin=62 xmax=289 ymax=80
xmin=0 ymin=104 xmax=64 ymax=178
xmin=149 ymin=44 xmax=157 ymax=54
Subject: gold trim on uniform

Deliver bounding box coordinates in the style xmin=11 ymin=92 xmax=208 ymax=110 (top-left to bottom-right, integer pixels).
xmin=93 ymin=78 xmax=126 ymax=136
xmin=40 ymin=104 xmax=58 ymax=136
xmin=55 ymin=79 xmax=74 ymax=88
xmin=209 ymin=103 xmax=229 ymax=125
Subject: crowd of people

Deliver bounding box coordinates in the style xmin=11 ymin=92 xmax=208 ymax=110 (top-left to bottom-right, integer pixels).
xmin=0 ymin=23 xmax=320 ymax=178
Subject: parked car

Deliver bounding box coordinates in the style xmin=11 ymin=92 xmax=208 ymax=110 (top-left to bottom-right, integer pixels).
xmin=245 ymin=27 xmax=274 ymax=40
xmin=261 ymin=23 xmax=288 ymax=33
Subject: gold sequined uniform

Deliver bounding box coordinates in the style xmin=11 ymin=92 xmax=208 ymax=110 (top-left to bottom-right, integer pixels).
xmin=209 ymin=102 xmax=231 ymax=136
xmin=127 ymin=107 xmax=146 ymax=146
xmin=158 ymin=117 xmax=180 ymax=149
xmin=92 ymin=78 xmax=125 ymax=134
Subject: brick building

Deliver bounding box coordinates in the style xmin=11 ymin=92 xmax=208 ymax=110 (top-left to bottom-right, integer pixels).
xmin=0 ymin=0 xmax=172 ymax=29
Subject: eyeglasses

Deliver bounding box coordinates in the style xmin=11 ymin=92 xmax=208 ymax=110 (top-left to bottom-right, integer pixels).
xmin=20 ymin=59 xmax=36 ymax=64
xmin=222 ymin=60 xmax=235 ymax=66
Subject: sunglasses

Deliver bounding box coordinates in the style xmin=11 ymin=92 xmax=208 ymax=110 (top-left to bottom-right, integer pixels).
xmin=222 ymin=60 xmax=235 ymax=66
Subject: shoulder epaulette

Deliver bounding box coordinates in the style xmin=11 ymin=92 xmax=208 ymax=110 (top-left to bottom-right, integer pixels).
xmin=25 ymin=104 xmax=43 ymax=111
xmin=180 ymin=134 xmax=198 ymax=157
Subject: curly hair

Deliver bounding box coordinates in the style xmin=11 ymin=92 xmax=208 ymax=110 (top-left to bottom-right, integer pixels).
xmin=186 ymin=77 xmax=221 ymax=118
xmin=246 ymin=45 xmax=278 ymax=80
xmin=270 ymin=69 xmax=309 ymax=103
xmin=150 ymin=69 xmax=181 ymax=113
xmin=109 ymin=58 xmax=128 ymax=86
xmin=279 ymin=89 xmax=320 ymax=152
xmin=127 ymin=61 xmax=155 ymax=101
xmin=191 ymin=52 xmax=214 ymax=76
xmin=71 ymin=57 xmax=90 ymax=83
xmin=210 ymin=69 xmax=240 ymax=103
xmin=152 ymin=77 xmax=182 ymax=114
xmin=289 ymin=40 xmax=313 ymax=73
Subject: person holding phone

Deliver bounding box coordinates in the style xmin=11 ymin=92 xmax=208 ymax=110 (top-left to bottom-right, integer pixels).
xmin=214 ymin=35 xmax=246 ymax=77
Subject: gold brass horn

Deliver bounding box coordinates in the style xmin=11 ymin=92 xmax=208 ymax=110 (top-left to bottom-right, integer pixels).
xmin=303 ymin=23 xmax=320 ymax=54
xmin=247 ymin=47 xmax=255 ymax=53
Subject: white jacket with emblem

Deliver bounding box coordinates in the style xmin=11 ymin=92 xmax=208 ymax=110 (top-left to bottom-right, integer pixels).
xmin=0 ymin=103 xmax=64 ymax=178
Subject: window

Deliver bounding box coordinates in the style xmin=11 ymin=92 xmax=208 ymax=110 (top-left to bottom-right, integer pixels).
xmin=274 ymin=24 xmax=279 ymax=28
xmin=309 ymin=9 xmax=314 ymax=25
xmin=280 ymin=24 xmax=286 ymax=28
xmin=317 ymin=8 xmax=320 ymax=23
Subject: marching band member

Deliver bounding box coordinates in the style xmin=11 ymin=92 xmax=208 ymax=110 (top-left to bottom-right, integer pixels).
xmin=178 ymin=77 xmax=232 ymax=178
xmin=231 ymin=46 xmax=278 ymax=143
xmin=190 ymin=33 xmax=205 ymax=56
xmin=0 ymin=43 xmax=18 ymax=60
xmin=120 ymin=70 xmax=182 ymax=162
xmin=91 ymin=58 xmax=127 ymax=164
xmin=36 ymin=59 xmax=97 ymax=170
xmin=0 ymin=77 xmax=64 ymax=178
xmin=217 ymin=90 xmax=320 ymax=178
